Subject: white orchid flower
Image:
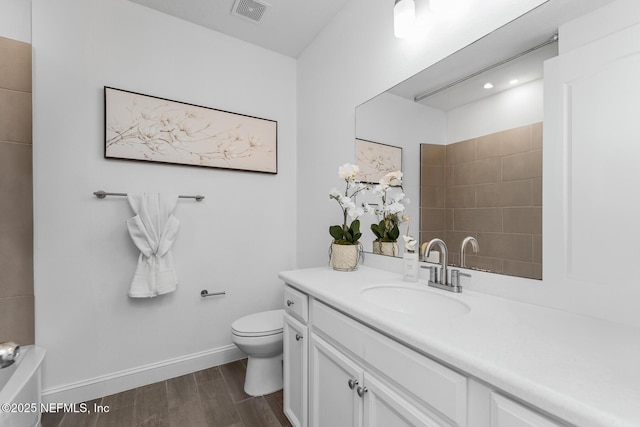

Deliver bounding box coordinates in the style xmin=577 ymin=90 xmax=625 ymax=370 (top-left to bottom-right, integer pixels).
xmin=388 ymin=202 xmax=405 ymax=214
xmin=329 ymin=188 xmax=341 ymax=199
xmin=380 ymin=170 xmax=403 ymax=186
xmin=347 ymin=206 xmax=364 ymax=220
xmin=372 ymin=184 xmax=387 ymax=197
xmin=340 ymin=196 xmax=354 ymax=208
xmin=392 ymin=192 xmax=405 ymax=203
xmin=338 ymin=163 xmax=360 ymax=181
xmin=403 ymin=235 xmax=417 ymax=252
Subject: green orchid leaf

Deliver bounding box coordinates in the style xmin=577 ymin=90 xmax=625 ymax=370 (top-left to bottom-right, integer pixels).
xmin=329 ymin=225 xmax=344 ymax=240
xmin=388 ymin=224 xmax=400 ymax=240
xmin=370 ymin=223 xmax=382 ymax=239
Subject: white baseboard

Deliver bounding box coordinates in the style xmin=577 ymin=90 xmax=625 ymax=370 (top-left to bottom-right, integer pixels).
xmin=41 ymin=345 xmax=245 ymax=404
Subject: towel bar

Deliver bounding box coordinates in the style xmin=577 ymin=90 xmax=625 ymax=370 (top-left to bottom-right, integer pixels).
xmin=201 ymin=290 xmax=226 ymax=298
xmin=94 ymin=190 xmax=204 ymax=201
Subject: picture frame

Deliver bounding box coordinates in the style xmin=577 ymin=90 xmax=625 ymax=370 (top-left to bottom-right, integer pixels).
xmin=104 ymin=87 xmax=278 ymax=174
xmin=354 ymin=138 xmax=403 ymax=184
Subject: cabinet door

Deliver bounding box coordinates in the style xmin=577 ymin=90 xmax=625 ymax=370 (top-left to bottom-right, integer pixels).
xmin=284 ymin=314 xmax=308 ymax=427
xmin=309 ymin=334 xmax=364 ymax=427
xmin=491 ymin=393 xmax=562 ymax=427
xmin=363 ymin=373 xmax=442 ymax=427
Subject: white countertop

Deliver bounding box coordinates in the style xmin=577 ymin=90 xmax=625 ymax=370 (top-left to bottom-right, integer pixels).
xmin=279 ymin=266 xmax=640 ymax=427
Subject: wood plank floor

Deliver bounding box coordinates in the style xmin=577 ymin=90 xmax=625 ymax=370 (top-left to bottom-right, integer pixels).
xmin=41 ymin=359 xmax=292 ymax=427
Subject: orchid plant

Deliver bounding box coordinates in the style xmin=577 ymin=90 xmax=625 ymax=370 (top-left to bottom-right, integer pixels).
xmin=370 ymin=171 xmax=406 ymax=243
xmin=329 ymin=163 xmax=370 ymax=245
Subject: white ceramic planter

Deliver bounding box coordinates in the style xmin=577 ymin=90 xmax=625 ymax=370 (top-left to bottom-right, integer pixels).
xmin=330 ymin=243 xmax=360 ymax=271
xmin=372 ymin=241 xmax=398 ymax=257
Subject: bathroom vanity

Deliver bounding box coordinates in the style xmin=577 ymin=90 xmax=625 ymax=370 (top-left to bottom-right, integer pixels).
xmin=280 ymin=266 xmax=640 ymax=427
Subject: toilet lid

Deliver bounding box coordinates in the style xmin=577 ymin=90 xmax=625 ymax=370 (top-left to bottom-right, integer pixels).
xmin=232 ymin=309 xmax=284 ymax=337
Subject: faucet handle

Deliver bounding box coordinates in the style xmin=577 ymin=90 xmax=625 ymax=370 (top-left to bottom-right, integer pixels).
xmin=420 ymin=265 xmax=438 ymax=282
xmin=450 ymin=269 xmax=471 ymax=287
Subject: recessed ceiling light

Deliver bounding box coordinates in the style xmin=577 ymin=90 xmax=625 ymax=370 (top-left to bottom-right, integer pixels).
xmin=510 ymin=79 xmax=519 ymax=85
xmin=484 ymin=82 xmax=494 ymax=89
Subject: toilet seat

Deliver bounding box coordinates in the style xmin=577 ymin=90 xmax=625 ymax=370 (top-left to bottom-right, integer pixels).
xmin=231 ymin=309 xmax=284 ymax=337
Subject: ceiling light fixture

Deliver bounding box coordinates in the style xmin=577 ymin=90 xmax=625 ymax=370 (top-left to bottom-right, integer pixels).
xmin=510 ymin=79 xmax=519 ymax=85
xmin=484 ymin=83 xmax=494 ymax=89
xmin=394 ymin=0 xmax=416 ymax=39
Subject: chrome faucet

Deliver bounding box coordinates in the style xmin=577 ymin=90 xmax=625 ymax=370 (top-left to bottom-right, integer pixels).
xmin=423 ymin=238 xmax=448 ymax=285
xmin=460 ymin=236 xmax=479 ymax=268
xmin=422 ymin=238 xmax=463 ymax=293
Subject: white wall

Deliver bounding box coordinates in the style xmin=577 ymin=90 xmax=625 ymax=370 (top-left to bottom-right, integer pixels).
xmin=446 ymin=79 xmax=543 ymax=143
xmin=296 ymin=0 xmax=548 ymax=269
xmin=31 ymin=0 xmax=296 ymax=401
xmin=558 ymin=0 xmax=640 ymax=54
xmin=0 ymin=0 xmax=30 ymax=42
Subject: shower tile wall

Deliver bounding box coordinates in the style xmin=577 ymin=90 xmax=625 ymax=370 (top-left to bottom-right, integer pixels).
xmin=0 ymin=36 xmax=34 ymax=344
xmin=420 ymin=123 xmax=542 ymax=280
xmin=420 ymin=144 xmax=447 ymax=251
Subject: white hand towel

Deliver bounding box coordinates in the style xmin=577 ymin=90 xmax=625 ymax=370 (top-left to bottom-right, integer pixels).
xmin=126 ymin=193 xmax=180 ymax=298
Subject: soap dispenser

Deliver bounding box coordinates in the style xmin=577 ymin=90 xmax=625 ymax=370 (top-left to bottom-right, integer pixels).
xmin=402 ymin=235 xmax=419 ymax=282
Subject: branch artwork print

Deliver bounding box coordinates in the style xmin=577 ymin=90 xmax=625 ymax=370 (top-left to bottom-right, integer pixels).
xmin=105 ymin=87 xmax=277 ymax=173
xmin=355 ymin=139 xmax=402 ymax=184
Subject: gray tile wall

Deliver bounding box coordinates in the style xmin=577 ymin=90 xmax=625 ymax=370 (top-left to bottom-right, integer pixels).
xmin=0 ymin=36 xmax=34 ymax=344
xmin=420 ymin=144 xmax=447 ymax=251
xmin=420 ymin=122 xmax=542 ymax=280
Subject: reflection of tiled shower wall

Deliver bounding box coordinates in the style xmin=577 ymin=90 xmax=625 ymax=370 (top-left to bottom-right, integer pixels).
xmin=0 ymin=36 xmax=34 ymax=344
xmin=421 ymin=123 xmax=542 ymax=279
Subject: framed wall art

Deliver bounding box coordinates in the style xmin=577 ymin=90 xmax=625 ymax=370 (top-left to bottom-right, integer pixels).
xmin=354 ymin=138 xmax=402 ymax=184
xmin=104 ymin=87 xmax=278 ymax=174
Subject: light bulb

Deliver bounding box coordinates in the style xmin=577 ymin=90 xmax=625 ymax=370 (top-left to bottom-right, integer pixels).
xmin=484 ymin=82 xmax=494 ymax=89
xmin=394 ymin=0 xmax=416 ymax=39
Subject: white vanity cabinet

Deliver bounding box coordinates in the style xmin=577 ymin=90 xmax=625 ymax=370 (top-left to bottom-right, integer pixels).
xmin=284 ymin=282 xmax=570 ymax=427
xmin=283 ymin=285 xmax=309 ymax=427
xmin=310 ymin=333 xmax=446 ymax=427
xmin=309 ymin=299 xmax=467 ymax=427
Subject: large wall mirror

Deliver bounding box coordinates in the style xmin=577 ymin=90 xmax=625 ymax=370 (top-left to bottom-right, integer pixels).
xmin=355 ymin=0 xmax=612 ymax=280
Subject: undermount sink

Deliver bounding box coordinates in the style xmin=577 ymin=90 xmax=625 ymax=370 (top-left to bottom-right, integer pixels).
xmin=361 ymin=285 xmax=470 ymax=319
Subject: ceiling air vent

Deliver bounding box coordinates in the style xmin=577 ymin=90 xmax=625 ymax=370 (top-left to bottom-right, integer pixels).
xmin=231 ymin=0 xmax=269 ymax=24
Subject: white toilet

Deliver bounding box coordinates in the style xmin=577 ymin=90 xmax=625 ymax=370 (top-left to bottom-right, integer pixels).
xmin=231 ymin=309 xmax=284 ymax=396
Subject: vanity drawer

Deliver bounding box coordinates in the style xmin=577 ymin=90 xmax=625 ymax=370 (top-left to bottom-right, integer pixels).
xmin=284 ymin=285 xmax=308 ymax=323
xmin=312 ymin=299 xmax=467 ymax=426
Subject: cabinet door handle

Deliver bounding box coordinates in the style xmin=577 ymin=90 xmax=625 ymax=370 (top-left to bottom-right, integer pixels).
xmin=356 ymin=386 xmax=368 ymax=397
xmin=295 ymin=333 xmax=303 ymax=341
xmin=286 ymin=300 xmax=294 ymax=306
xmin=347 ymin=379 xmax=359 ymax=390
